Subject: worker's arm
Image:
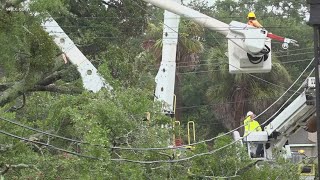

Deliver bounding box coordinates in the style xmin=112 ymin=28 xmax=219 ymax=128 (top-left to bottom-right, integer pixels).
xmin=253 ymin=20 xmax=263 ymax=28
xmin=244 ymin=117 xmax=250 ymax=136
xmin=255 ymin=121 xmax=262 ymax=131
xmin=257 ymin=125 xmax=262 ymax=131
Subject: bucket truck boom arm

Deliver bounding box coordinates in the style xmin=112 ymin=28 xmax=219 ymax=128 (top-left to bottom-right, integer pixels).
xmin=142 ymin=0 xmax=298 ymax=73
xmin=154 ymin=6 xmax=180 ymax=115
xmin=42 ymin=18 xmax=113 ymax=93
xmin=243 ymin=77 xmax=316 ymax=160
xmin=144 ymin=0 xmax=314 ymax=161
xmin=21 ymin=1 xmax=113 ymax=93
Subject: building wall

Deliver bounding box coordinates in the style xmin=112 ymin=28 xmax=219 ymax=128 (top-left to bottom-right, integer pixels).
xmin=288 ymin=129 xmax=317 ymax=158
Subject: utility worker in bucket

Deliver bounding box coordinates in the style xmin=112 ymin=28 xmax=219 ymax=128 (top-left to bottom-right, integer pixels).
xmin=247 ymin=12 xmax=263 ymax=28
xmin=244 ymin=111 xmax=262 ymax=136
xmin=244 ymin=111 xmax=264 ymax=157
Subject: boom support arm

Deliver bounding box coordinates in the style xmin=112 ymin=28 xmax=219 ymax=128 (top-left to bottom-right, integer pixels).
xmin=21 ymin=1 xmax=113 ymax=93
xmin=144 ymin=0 xmax=298 ymax=74
xmin=142 ymin=0 xmax=229 ymax=36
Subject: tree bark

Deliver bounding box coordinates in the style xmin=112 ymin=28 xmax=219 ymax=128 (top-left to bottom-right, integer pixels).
xmin=0 ymin=80 xmax=25 ymax=106
xmin=0 ymin=55 xmax=82 ymax=107
xmin=37 ymin=71 xmax=64 ymax=86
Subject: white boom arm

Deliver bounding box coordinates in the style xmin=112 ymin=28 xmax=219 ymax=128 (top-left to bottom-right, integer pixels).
xmin=154 ymin=4 xmax=180 ymax=115
xmin=143 ymin=0 xmax=298 ymax=74
xmin=245 ymin=77 xmax=316 ymax=159
xmin=22 ymin=1 xmax=112 ymax=93
xmin=42 ymin=18 xmax=113 ymax=93
xmin=264 ymin=78 xmax=316 ymax=148
xmin=144 ymin=0 xmax=229 ymax=36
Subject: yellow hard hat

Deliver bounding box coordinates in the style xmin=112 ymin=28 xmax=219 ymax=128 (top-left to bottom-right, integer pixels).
xmin=247 ymin=12 xmax=256 ymax=19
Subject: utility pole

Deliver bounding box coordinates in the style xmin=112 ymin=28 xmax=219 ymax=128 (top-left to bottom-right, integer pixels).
xmin=307 ymin=0 xmax=320 ymax=177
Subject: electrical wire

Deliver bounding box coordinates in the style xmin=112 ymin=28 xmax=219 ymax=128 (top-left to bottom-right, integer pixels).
xmin=2 ymin=127 xmax=314 ymax=171
xmin=49 ymin=15 xmax=303 ymax=20
xmin=273 ymin=51 xmax=313 ymax=58
xmin=2 ymin=0 xmax=313 ymax=166
xmin=175 ymin=96 xmax=290 ymax=110
xmin=262 ymin=66 xmax=315 ymax=126
xmin=112 ymin=60 xmax=311 ymax=152
xmin=0 ymin=116 xmax=107 ymax=148
xmin=175 ymin=59 xmax=312 ymax=75
xmin=40 ymin=25 xmax=290 ymax=29
xmin=1 ymin=0 xmax=314 ymax=155
xmin=253 ymin=58 xmax=314 ymax=120
xmin=0 ymin=58 xmax=313 ymax=153
xmin=217 ymin=64 xmax=297 ymax=94
xmin=35 ymin=32 xmax=300 ymax=47
xmin=0 ymin=130 xmax=101 ymax=160
xmin=110 ymin=88 xmax=315 ymax=164
xmin=41 ymin=32 xmax=299 ymax=41
xmin=143 ymin=48 xmax=314 ymax=70
xmin=109 ymin=130 xmax=255 ymax=163
xmin=0 ymin=95 xmax=292 ymax=151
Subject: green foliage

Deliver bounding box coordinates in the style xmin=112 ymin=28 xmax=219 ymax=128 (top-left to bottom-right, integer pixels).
xmin=189 ymin=135 xmax=299 ymax=180
xmin=0 ymin=0 xmax=311 ymax=179
xmin=29 ymin=0 xmax=68 ymax=15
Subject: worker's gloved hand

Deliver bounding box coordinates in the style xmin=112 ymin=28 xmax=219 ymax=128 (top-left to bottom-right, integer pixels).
xmin=284 ymin=38 xmax=299 ymax=47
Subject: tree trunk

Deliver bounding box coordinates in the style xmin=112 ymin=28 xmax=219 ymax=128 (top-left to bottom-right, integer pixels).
xmin=233 ymin=87 xmax=246 ymax=134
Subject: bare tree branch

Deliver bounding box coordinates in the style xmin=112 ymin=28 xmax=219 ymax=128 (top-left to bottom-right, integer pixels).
xmin=0 ymin=163 xmax=40 ymax=175
xmin=37 ymin=71 xmax=64 ymax=86
xmin=0 ymin=80 xmax=26 ymax=107
xmin=0 ymin=83 xmax=14 ymax=91
xmin=31 ymin=84 xmax=82 ymax=94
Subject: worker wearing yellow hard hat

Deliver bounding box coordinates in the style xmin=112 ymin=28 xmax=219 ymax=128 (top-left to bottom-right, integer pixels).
xmin=247 ymin=12 xmax=263 ymax=28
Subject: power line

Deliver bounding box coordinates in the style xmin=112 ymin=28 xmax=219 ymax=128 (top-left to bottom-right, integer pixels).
xmin=145 ymin=57 xmax=314 ymax=73
xmin=110 ymin=131 xmax=251 ymax=163
xmin=0 ymin=0 xmax=312 ymax=155
xmin=176 ymin=96 xmax=290 ymax=110
xmin=2 ymin=126 xmax=314 ymax=171
xmin=50 ymin=15 xmax=303 ymax=20
xmin=113 ymin=60 xmax=312 ymax=151
xmin=175 ymin=60 xmax=309 ymax=95
xmin=39 ymin=31 xmax=300 ymax=41
xmin=226 ymin=63 xmax=305 ymax=94
xmin=0 ymin=62 xmax=312 ymax=156
xmin=0 ymin=130 xmax=101 ymax=160
xmin=147 ymin=55 xmax=314 ymax=70
xmin=274 ymin=51 xmax=313 ymax=58
xmin=175 ymin=59 xmax=312 ymax=71
xmin=0 ymin=116 xmax=106 ymax=147
xmin=255 ymin=58 xmax=314 ymax=121
xmin=111 ymin=81 xmax=314 ymax=165
xmin=262 ymin=66 xmax=315 ymax=126
xmin=1 ymin=61 xmax=313 ymax=153
xmin=39 ymin=25 xmax=289 ymax=29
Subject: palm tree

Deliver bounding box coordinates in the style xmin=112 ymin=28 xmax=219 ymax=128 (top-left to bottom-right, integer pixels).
xmin=205 ymin=46 xmax=292 ymax=131
xmin=142 ymin=19 xmax=204 ymax=121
